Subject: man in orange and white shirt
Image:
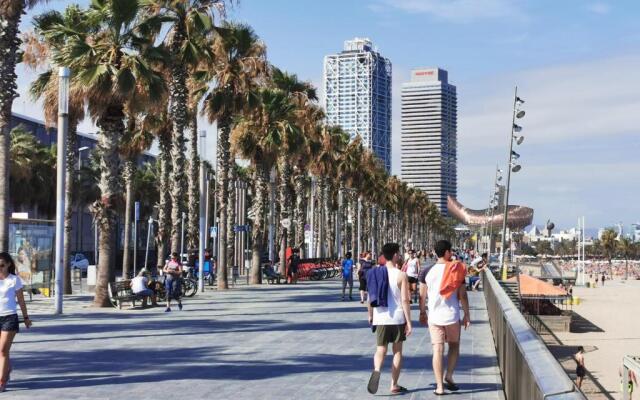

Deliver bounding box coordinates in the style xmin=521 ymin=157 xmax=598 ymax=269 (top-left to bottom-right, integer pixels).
xmin=419 ymin=240 xmax=470 ymax=396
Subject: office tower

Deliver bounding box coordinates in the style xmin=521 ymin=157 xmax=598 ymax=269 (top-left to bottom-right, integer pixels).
xmin=400 ymin=68 xmax=457 ymax=215
xmin=323 ymin=38 xmax=392 ymax=172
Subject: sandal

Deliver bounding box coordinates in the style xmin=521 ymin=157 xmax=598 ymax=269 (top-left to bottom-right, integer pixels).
xmin=433 ymin=389 xmax=447 ymax=395
xmin=444 ymin=378 xmax=459 ymax=391
xmin=391 ymin=385 xmax=408 ymax=394
xmin=367 ymin=370 xmax=381 ymax=394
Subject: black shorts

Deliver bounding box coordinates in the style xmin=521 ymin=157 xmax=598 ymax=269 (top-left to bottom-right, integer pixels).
xmin=0 ymin=314 xmax=19 ymax=332
xmin=408 ymin=276 xmax=418 ymax=285
xmin=359 ymin=277 xmax=367 ymax=291
xmin=576 ymin=365 xmax=586 ymax=378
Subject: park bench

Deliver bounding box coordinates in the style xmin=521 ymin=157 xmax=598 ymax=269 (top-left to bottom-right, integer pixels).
xmin=262 ymin=267 xmax=284 ymax=284
xmin=108 ymin=279 xmax=144 ymax=309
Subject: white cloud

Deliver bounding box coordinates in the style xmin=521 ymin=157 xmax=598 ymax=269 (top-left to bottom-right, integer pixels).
xmin=458 ymin=54 xmax=640 ymax=150
xmin=375 ymin=0 xmax=525 ymax=23
xmin=587 ymin=2 xmax=610 ymax=14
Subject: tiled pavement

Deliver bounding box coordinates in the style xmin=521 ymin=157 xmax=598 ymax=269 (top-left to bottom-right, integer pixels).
xmin=7 ymin=280 xmax=504 ymax=400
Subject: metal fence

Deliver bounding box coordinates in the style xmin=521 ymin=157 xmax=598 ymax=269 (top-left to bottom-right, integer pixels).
xmin=482 ymin=270 xmax=586 ymax=399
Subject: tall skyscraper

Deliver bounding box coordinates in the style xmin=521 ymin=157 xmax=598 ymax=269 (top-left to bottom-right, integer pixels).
xmin=400 ymin=68 xmax=457 ymax=215
xmin=323 ymin=38 xmax=392 ymax=172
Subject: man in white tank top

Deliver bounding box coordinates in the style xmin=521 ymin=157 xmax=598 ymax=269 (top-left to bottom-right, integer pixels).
xmin=366 ymin=243 xmax=412 ymax=395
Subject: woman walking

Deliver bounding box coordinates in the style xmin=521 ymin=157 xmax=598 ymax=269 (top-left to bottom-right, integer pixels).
xmin=163 ymin=252 xmax=183 ymax=312
xmin=0 ymin=252 xmax=32 ymax=392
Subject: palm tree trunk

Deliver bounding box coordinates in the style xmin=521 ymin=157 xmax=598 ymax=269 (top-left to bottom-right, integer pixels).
xmin=227 ymin=166 xmax=236 ymax=274
xmin=93 ymin=108 xmax=123 ymax=307
xmin=186 ymin=113 xmax=199 ymax=250
xmin=169 ymin=25 xmax=188 ymax=254
xmin=250 ymin=163 xmax=268 ymax=284
xmin=278 ymin=157 xmax=292 ymax=273
xmin=293 ymin=169 xmax=307 ymax=252
xmin=155 ymin=132 xmax=171 ymax=272
xmin=121 ymin=159 xmax=134 ymax=278
xmin=0 ymin=3 xmax=24 ymax=252
xmin=63 ymin=123 xmax=78 ymax=294
xmin=216 ymin=125 xmax=230 ymax=289
xmin=316 ymin=178 xmax=326 ymax=258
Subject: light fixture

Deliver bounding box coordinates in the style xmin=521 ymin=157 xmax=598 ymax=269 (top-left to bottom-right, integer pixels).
xmin=514 ymin=135 xmax=525 ymax=145
xmin=497 ymin=176 xmax=503 ymax=182
xmin=516 ymin=96 xmax=525 ymax=105
xmin=513 ymin=124 xmax=522 ymax=133
xmin=511 ymin=164 xmax=522 ymax=173
xmin=78 ymin=146 xmax=89 ymax=152
xmin=516 ymin=110 xmax=526 ymax=119
xmin=511 ymin=150 xmax=520 ymax=160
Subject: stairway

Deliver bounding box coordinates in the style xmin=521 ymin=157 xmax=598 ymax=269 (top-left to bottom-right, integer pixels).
xmin=498 ymin=280 xmax=521 ymax=309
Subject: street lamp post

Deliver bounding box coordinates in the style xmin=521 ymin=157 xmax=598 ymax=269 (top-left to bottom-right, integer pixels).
xmin=144 ymin=217 xmax=154 ymax=271
xmin=54 ymin=67 xmax=70 ymax=314
xmin=500 ymin=87 xmax=525 ymax=280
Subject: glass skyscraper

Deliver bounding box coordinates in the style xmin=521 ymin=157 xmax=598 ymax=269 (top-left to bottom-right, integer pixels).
xmin=400 ymin=68 xmax=457 ymax=215
xmin=323 ymin=38 xmax=392 ymax=172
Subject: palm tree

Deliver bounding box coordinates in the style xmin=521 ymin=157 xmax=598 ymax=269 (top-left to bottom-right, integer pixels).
xmin=139 ymin=112 xmax=172 ymax=271
xmin=618 ymin=237 xmax=633 ymax=280
xmin=601 ymin=228 xmax=618 ymax=277
xmin=41 ymin=0 xmax=166 ymax=306
xmin=0 ymin=0 xmax=48 ymax=251
xmin=27 ymin=6 xmax=88 ymax=294
xmin=120 ymin=117 xmax=155 ymax=278
xmin=232 ymin=88 xmax=300 ymax=284
xmin=142 ymin=0 xmax=224 ymax=254
xmin=203 ymin=22 xmax=267 ymax=289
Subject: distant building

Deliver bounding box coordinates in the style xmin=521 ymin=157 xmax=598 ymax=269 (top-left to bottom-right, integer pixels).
xmin=323 ymin=38 xmax=392 ymax=172
xmin=400 ymin=68 xmax=457 ymax=215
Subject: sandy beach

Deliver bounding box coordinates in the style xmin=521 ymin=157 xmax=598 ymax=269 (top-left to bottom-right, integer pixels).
xmin=556 ymin=278 xmax=640 ymax=399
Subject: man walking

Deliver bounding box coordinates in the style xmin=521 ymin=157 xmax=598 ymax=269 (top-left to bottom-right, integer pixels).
xmin=341 ymin=252 xmax=354 ymax=301
xmin=366 ymin=243 xmax=412 ymax=395
xmin=419 ymin=240 xmax=470 ymax=395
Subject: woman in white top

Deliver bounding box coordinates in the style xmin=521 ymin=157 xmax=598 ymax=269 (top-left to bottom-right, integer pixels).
xmin=405 ymin=251 xmax=420 ymax=303
xmin=0 ymin=252 xmax=32 ymax=392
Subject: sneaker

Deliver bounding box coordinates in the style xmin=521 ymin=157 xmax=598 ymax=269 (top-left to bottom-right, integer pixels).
xmin=178 ymin=303 xmax=183 ymax=311
xmin=165 ymin=307 xmax=171 ymax=312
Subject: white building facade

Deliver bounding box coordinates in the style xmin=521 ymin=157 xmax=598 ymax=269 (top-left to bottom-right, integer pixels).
xmin=323 ymin=38 xmax=392 ymax=171
xmin=400 ymin=68 xmax=457 ymax=215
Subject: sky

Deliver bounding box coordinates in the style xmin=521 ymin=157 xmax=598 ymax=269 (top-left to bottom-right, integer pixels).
xmin=14 ymin=0 xmax=640 ymax=231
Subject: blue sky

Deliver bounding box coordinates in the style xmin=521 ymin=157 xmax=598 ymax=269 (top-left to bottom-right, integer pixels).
xmin=15 ymin=0 xmax=640 ymax=231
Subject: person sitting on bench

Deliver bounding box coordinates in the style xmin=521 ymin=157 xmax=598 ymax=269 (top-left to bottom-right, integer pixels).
xmin=130 ymin=269 xmax=157 ymax=307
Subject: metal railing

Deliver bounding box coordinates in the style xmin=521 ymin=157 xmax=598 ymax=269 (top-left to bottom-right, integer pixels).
xmin=482 ymin=270 xmax=586 ymax=399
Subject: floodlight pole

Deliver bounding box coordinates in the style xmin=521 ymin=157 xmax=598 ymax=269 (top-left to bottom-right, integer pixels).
xmin=54 ymin=67 xmax=70 ymax=314
xmin=198 ymin=130 xmax=207 ymax=292
xmin=500 ymin=86 xmax=518 ymax=281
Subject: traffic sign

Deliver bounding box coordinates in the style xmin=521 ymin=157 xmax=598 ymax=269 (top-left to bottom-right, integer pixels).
xmin=210 ymin=226 xmax=217 ymax=237
xmin=135 ymin=201 xmax=140 ymax=221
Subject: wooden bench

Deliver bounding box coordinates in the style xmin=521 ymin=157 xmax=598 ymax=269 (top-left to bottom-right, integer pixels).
xmin=263 ymin=268 xmax=284 ymax=284
xmin=108 ymin=280 xmax=145 ymax=309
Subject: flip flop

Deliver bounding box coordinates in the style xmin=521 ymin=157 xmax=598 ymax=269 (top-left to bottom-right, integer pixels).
xmin=391 ymin=385 xmax=408 ymax=394
xmin=444 ymin=379 xmax=459 ymax=391
xmin=367 ymin=370 xmax=381 ymax=394
xmin=433 ymin=390 xmax=447 ymax=395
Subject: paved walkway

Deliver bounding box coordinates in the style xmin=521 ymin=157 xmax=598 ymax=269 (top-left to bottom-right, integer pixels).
xmin=9 ymin=280 xmax=504 ymax=400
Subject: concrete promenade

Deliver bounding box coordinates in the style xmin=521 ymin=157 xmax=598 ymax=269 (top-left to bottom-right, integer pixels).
xmin=8 ymin=280 xmax=504 ymax=400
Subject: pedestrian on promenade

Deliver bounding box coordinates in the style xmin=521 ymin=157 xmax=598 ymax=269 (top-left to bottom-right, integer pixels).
xmin=287 ymin=248 xmax=301 ymax=284
xmin=366 ymin=242 xmax=412 ymax=395
xmin=601 ymin=273 xmax=605 ymax=286
xmin=419 ymin=240 xmax=470 ymax=396
xmin=0 ymin=252 xmax=32 ymax=392
xmin=575 ymin=347 xmax=586 ymax=389
xmin=163 ymin=252 xmax=183 ymax=312
xmin=358 ymin=252 xmax=373 ymax=304
xmin=405 ymin=250 xmax=420 ymax=303
xmin=341 ymin=252 xmax=354 ymax=301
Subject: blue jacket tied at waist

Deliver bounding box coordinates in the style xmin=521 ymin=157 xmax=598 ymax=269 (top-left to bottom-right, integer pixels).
xmin=367 ymin=267 xmax=388 ymax=308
